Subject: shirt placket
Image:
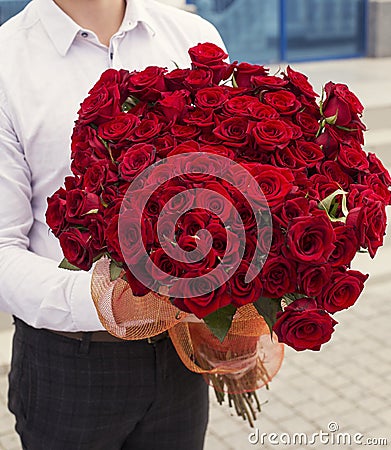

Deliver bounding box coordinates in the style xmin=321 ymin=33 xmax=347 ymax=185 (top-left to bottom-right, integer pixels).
xmin=110 ymin=31 xmax=129 ymax=69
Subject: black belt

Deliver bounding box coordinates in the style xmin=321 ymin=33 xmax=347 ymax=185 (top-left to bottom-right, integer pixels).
xmin=49 ymin=329 xmax=169 ymax=344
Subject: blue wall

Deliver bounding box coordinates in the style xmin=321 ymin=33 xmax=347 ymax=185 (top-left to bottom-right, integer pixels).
xmin=0 ymin=0 xmax=29 ymax=25
xmin=189 ymin=0 xmax=367 ymax=63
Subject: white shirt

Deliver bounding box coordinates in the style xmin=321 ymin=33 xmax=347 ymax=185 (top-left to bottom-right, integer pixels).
xmin=0 ymin=0 xmax=225 ymax=331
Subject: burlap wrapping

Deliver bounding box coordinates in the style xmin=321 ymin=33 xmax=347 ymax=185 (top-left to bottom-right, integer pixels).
xmin=91 ymin=257 xmax=284 ymax=394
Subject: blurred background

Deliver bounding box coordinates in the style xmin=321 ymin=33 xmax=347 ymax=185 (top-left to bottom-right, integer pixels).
xmin=0 ymin=1 xmax=391 ymax=449
xmin=3 ymin=0 xmax=388 ymax=64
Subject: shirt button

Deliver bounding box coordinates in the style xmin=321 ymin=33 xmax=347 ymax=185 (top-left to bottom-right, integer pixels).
xmin=81 ymin=32 xmax=88 ymax=38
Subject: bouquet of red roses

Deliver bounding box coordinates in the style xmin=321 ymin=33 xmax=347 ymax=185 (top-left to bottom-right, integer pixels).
xmin=46 ymin=42 xmax=391 ymax=425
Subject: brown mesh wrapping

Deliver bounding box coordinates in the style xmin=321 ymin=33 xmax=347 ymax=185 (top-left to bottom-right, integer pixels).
xmin=91 ymin=257 xmax=284 ymax=394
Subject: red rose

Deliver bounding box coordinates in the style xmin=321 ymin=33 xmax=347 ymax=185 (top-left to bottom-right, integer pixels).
xmin=273 ymin=298 xmax=337 ymax=351
xmin=283 ymin=119 xmax=303 ymax=140
xmin=184 ymin=68 xmax=214 ymax=91
xmin=181 ymin=151 xmax=230 ymax=180
xmin=348 ymin=189 xmax=388 ymax=252
xmin=229 ymin=261 xmax=263 ymax=307
xmin=367 ymin=152 xmax=391 ymax=186
xmin=252 ymin=119 xmax=293 ymax=152
xmin=310 ymin=174 xmax=340 ymax=201
xmin=213 ymin=117 xmax=251 ymax=147
xmin=261 ymin=256 xmax=297 ymax=298
xmin=183 ymin=107 xmax=215 ymax=128
xmin=153 ymin=134 xmax=177 ymax=158
xmin=263 ymin=90 xmax=301 ymax=116
xmin=234 ymin=62 xmax=268 ymax=88
xmin=160 ymin=185 xmax=194 ymax=215
xmin=174 ymin=234 xmax=217 ymax=272
xmin=235 ymin=201 xmax=257 ymax=231
xmin=127 ymin=66 xmax=167 ymax=102
xmin=206 ymin=222 xmax=229 ymax=257
xmin=297 ymin=264 xmax=332 ymax=298
xmin=294 ymin=111 xmax=320 ymax=138
xmin=337 ymin=141 xmax=369 ymax=174
xmin=319 ymin=269 xmax=368 ymax=313
xmin=179 ymin=209 xmax=211 ymax=236
xmin=173 ymin=271 xmax=230 ymax=318
xmin=248 ymin=103 xmax=279 ymax=121
xmin=329 ymin=224 xmax=359 ymax=267
xmin=171 ymin=124 xmax=200 ymax=141
xmin=155 ymin=90 xmax=190 ymax=122
xmin=363 ymin=199 xmax=387 ymax=257
xmin=315 ymin=124 xmax=340 ymax=159
xmin=319 ymin=160 xmax=352 ymax=189
xmin=88 ymin=216 xmax=106 ymax=256
xmin=46 ymin=188 xmax=67 ymax=237
xmin=124 ymin=262 xmax=151 ymax=297
xmin=286 ymin=66 xmax=318 ymax=98
xmin=148 ymin=248 xmax=182 ymax=284
xmin=195 ymin=86 xmax=229 ymax=109
xmin=249 ymin=164 xmax=294 ymax=210
xmin=164 ymin=68 xmax=190 ymax=91
xmin=222 ymin=95 xmax=258 ymax=117
xmin=200 ymin=143 xmax=235 ymax=159
xmin=98 ymin=113 xmax=139 ymax=142
xmin=118 ymin=143 xmax=156 ymax=181
xmin=144 ymin=160 xmax=177 ymax=187
xmin=188 ymin=42 xmax=228 ymax=66
xmin=280 ymin=197 xmax=311 ymax=226
xmin=188 ymin=43 xmax=231 ymax=84
xmin=59 ymin=228 xmax=94 ymax=271
xmin=285 ymin=212 xmax=336 ymax=264
xmin=105 ymin=214 xmax=125 ymax=263
xmin=252 ymin=75 xmax=289 ymax=90
xmin=116 ymin=210 xmax=154 ymax=264
xmin=83 ymin=161 xmax=117 ymax=194
xmin=195 ymin=181 xmax=233 ymax=222
xmin=293 ymin=141 xmax=324 ymax=168
xmin=132 ymin=114 xmax=163 ymax=142
xmin=272 ymin=146 xmax=304 ymax=170
xmin=71 ymin=126 xmax=105 ymax=174
xmin=65 ymin=189 xmax=101 ymax=225
xmin=322 ymin=82 xmax=363 ymax=126
xmin=362 ymin=174 xmax=391 ymax=204
xmin=77 ymin=70 xmax=122 ymax=125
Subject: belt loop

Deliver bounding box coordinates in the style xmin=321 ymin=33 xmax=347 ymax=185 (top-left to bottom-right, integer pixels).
xmin=78 ymin=332 xmax=92 ymax=355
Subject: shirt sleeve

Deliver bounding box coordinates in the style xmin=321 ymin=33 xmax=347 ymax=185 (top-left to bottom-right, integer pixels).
xmin=0 ymin=87 xmax=104 ymax=332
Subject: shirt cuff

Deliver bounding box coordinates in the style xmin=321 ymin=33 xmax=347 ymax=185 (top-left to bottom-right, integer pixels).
xmin=70 ymin=270 xmax=105 ymax=332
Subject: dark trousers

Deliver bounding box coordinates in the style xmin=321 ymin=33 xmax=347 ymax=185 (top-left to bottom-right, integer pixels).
xmin=8 ymin=318 xmax=209 ymax=450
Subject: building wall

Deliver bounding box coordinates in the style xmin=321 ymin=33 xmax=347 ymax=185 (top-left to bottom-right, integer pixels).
xmin=368 ymin=0 xmax=391 ymax=57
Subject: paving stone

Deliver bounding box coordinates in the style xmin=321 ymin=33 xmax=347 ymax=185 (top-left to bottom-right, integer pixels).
xmin=0 ymin=432 xmax=21 ymax=450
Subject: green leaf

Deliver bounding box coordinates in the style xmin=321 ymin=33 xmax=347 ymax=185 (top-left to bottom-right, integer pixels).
xmin=203 ymin=304 xmax=236 ymax=342
xmin=59 ymin=257 xmax=81 ymax=271
xmin=318 ymin=189 xmax=347 ymax=212
xmin=318 ymin=189 xmax=349 ymax=223
xmin=325 ymin=112 xmax=338 ymax=125
xmin=110 ymin=260 xmax=123 ymax=281
xmin=336 ymin=125 xmax=359 ymax=132
xmin=253 ymin=297 xmax=282 ymax=336
xmin=82 ymin=208 xmax=99 ymax=216
xmin=283 ymin=292 xmax=305 ymax=305
xmin=232 ymin=74 xmax=238 ymax=88
xmin=319 ymin=86 xmax=325 ymax=116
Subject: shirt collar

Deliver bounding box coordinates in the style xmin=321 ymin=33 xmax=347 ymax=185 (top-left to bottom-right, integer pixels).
xmin=36 ymin=0 xmax=156 ymax=57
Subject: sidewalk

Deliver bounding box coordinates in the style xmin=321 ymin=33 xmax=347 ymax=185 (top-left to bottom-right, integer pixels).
xmin=1 ymin=57 xmax=391 ymax=450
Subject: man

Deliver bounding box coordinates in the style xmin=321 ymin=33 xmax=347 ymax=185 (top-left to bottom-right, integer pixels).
xmin=0 ymin=1 xmax=226 ymax=448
